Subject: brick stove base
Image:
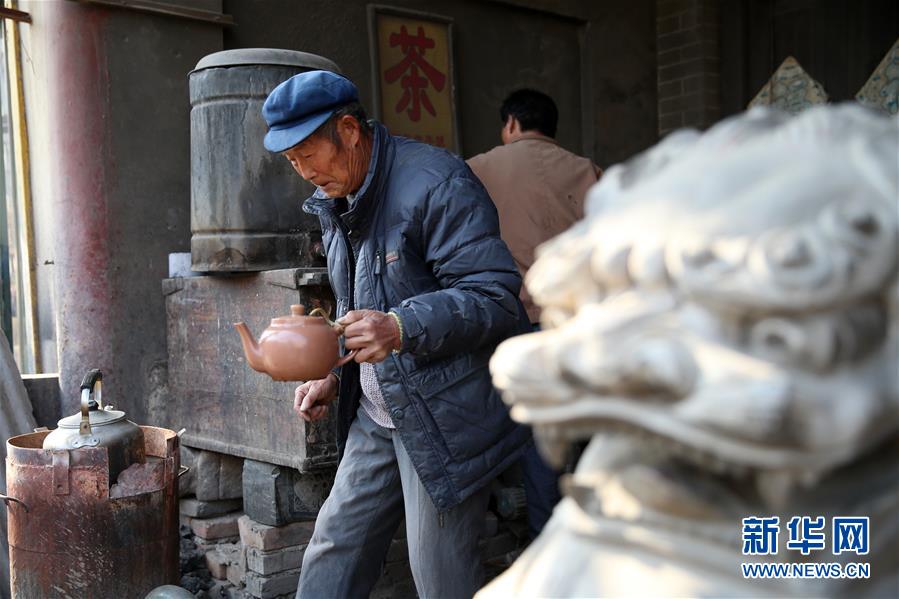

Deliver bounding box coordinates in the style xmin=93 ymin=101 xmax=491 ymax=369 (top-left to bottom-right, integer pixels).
xmin=175 ymin=446 xmax=529 ymax=598
xmin=180 ymin=507 xmax=527 ymax=598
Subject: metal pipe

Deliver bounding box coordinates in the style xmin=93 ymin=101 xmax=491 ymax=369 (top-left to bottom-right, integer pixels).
xmin=46 ymin=0 xmax=115 ymax=409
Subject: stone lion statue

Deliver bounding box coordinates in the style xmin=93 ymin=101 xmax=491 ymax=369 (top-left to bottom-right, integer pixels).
xmin=480 ymin=104 xmax=899 ymax=598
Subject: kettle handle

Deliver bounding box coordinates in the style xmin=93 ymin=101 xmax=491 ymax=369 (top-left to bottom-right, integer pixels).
xmin=0 ymin=493 xmax=28 ymax=513
xmin=79 ymin=369 xmax=103 ymax=435
xmin=80 ymin=369 xmax=103 ymax=395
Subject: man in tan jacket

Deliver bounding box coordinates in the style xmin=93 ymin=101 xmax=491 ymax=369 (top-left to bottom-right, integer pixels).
xmin=467 ymin=89 xmax=601 ymax=324
xmin=467 ymin=88 xmax=601 ymax=538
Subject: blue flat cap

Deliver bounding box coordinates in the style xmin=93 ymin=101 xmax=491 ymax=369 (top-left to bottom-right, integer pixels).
xmin=262 ymin=70 xmax=358 ymax=152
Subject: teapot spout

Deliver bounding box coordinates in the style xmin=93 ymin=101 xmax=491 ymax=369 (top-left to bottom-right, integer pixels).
xmin=234 ymin=322 xmax=265 ymax=373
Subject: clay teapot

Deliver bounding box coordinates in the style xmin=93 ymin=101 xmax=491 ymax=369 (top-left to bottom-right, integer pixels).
xmin=42 ymin=369 xmax=146 ymax=482
xmin=234 ymin=305 xmax=356 ymax=381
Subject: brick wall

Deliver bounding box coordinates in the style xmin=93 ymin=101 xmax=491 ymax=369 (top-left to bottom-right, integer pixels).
xmin=656 ymin=0 xmax=721 ymax=136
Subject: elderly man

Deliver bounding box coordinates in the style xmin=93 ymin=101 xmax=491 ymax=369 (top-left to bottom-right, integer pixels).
xmin=261 ymin=70 xmax=530 ymax=598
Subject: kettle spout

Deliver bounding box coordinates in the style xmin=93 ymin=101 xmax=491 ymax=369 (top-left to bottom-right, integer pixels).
xmin=234 ymin=322 xmax=265 ymax=373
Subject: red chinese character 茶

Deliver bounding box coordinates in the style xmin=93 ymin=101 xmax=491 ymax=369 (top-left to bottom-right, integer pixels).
xmin=384 ymin=25 xmax=446 ymax=122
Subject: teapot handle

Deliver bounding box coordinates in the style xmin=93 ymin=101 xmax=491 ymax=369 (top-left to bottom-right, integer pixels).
xmin=79 ymin=369 xmax=103 ymax=435
xmin=335 ymin=350 xmax=358 ymax=367
xmin=308 ymin=307 xmax=346 ymax=336
xmin=309 ymin=308 xmax=356 ymax=366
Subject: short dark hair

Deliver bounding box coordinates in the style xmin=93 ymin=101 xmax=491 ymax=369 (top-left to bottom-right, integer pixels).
xmin=500 ymin=89 xmax=558 ymax=138
xmin=314 ymin=102 xmax=372 ymax=147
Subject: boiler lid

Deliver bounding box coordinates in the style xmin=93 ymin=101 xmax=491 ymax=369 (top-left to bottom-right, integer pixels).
xmin=192 ymin=48 xmax=341 ymax=74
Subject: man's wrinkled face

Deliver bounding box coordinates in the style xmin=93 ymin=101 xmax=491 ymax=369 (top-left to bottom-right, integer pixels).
xmin=282 ymin=116 xmax=369 ymax=198
xmin=283 ymin=134 xmax=352 ymax=198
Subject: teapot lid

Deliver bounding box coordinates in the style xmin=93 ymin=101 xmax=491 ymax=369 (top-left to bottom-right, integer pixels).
xmin=271 ymin=304 xmax=328 ymax=326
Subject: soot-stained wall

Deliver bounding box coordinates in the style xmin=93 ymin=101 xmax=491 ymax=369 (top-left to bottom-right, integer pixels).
xmin=222 ymin=0 xmax=658 ymax=167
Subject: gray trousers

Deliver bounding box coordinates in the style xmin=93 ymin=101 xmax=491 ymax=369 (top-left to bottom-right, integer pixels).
xmin=297 ymin=406 xmax=490 ymax=599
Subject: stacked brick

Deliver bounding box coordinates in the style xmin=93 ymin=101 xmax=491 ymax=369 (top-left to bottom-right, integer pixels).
xmin=177 ymin=448 xmax=246 ymax=595
xmin=656 ymin=0 xmax=721 ymax=136
xmin=183 ymin=509 xmax=406 ymax=598
xmin=179 ymin=447 xmax=530 ymax=598
xmin=178 ymin=453 xmax=334 ymax=598
xmin=236 ymin=516 xmax=314 ymax=598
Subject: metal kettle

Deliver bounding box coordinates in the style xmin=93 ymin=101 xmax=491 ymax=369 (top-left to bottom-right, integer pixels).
xmin=42 ymin=369 xmax=146 ymax=482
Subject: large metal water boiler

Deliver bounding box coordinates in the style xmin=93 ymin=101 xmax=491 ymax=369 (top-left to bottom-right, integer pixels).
xmin=189 ymin=48 xmax=340 ymax=272
xmin=4 ymin=426 xmax=181 ymax=597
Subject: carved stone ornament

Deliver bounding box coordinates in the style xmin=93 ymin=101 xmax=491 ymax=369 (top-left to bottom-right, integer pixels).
xmin=749 ymin=56 xmax=829 ymax=114
xmin=479 ymin=105 xmax=899 ymax=598
xmin=856 ymin=37 xmax=899 ymax=117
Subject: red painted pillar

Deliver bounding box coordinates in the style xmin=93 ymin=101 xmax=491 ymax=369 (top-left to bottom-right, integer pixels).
xmin=44 ymin=2 xmax=116 ymax=411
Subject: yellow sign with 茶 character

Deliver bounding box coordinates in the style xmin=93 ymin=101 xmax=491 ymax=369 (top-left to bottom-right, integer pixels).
xmin=371 ymin=7 xmax=459 ymax=153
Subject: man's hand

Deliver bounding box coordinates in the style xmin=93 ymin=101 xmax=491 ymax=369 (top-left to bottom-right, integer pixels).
xmin=293 ymin=373 xmax=339 ymax=422
xmin=339 ymin=310 xmax=401 ymax=363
